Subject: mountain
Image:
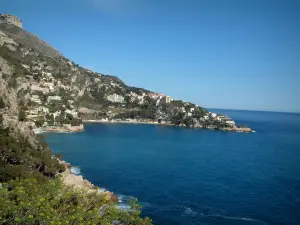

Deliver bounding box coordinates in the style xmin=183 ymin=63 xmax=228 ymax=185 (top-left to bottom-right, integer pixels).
xmin=0 ymin=14 xmax=248 ymax=133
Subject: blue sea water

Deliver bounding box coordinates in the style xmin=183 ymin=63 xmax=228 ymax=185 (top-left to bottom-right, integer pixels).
xmin=44 ymin=110 xmax=300 ymax=225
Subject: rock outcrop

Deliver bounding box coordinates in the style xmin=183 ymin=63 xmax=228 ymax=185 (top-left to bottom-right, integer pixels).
xmin=0 ymin=14 xmax=22 ymax=28
xmin=0 ymin=14 xmax=61 ymax=58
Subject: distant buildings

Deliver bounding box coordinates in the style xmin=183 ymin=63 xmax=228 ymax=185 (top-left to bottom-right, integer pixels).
xmin=166 ymin=96 xmax=171 ymax=103
xmin=107 ymin=93 xmax=125 ymax=103
xmin=148 ymin=93 xmax=164 ymax=99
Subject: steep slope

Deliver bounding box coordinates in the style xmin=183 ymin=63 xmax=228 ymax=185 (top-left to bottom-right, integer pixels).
xmin=0 ymin=14 xmax=250 ymax=133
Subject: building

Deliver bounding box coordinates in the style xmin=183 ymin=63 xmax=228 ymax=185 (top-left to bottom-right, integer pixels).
xmin=47 ymin=96 xmax=61 ymax=103
xmin=65 ymin=109 xmax=78 ymax=117
xmin=38 ymin=106 xmax=49 ymax=114
xmin=107 ymin=93 xmax=125 ymax=103
xmin=31 ymin=95 xmax=42 ymax=104
xmin=190 ymin=108 xmax=195 ymax=112
xmin=187 ymin=112 xmax=192 ymax=117
xmin=210 ymin=113 xmax=217 ymax=118
xmin=43 ymin=82 xmax=54 ymax=91
xmin=203 ymin=115 xmax=209 ymax=120
xmin=166 ymin=96 xmax=171 ymax=103
xmin=225 ymin=120 xmax=235 ymax=126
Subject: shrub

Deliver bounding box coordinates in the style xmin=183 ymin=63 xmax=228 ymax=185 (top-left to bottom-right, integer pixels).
xmin=0 ymin=178 xmax=153 ymax=224
xmin=18 ymin=110 xmax=26 ymax=121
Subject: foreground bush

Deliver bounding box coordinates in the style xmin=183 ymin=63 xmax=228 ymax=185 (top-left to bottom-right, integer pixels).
xmin=0 ymin=178 xmax=152 ymax=225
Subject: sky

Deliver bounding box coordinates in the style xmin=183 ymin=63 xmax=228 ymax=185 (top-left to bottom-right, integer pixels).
xmin=1 ymin=0 xmax=300 ymax=113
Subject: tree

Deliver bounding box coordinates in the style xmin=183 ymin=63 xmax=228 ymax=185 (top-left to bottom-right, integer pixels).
xmin=18 ymin=110 xmax=26 ymax=121
xmin=66 ymin=113 xmax=73 ymax=120
xmin=35 ymin=118 xmax=45 ymax=127
xmin=0 ymin=97 xmax=5 ymax=108
xmin=184 ymin=117 xmax=195 ymax=128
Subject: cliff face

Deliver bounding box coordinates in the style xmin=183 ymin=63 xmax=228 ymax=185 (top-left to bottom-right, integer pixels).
xmin=0 ymin=14 xmax=236 ymax=132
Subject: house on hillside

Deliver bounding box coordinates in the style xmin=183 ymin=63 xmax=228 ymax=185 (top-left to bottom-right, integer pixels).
xmin=31 ymin=95 xmax=42 ymax=104
xmin=47 ymin=96 xmax=61 ymax=103
xmin=107 ymin=93 xmax=125 ymax=103
xmin=166 ymin=96 xmax=171 ymax=103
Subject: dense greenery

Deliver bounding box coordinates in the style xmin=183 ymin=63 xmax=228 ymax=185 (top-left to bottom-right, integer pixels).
xmin=0 ymin=178 xmax=152 ymax=224
xmin=0 ymin=116 xmax=65 ymax=182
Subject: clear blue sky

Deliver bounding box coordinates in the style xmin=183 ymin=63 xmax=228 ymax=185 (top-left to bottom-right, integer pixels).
xmin=2 ymin=0 xmax=300 ymax=112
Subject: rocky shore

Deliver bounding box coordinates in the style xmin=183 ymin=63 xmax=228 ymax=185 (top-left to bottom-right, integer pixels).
xmin=59 ymin=160 xmax=118 ymax=202
xmin=33 ymin=124 xmax=84 ymax=134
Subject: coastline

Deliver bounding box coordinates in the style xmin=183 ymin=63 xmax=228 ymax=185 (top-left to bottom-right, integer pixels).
xmin=33 ymin=124 xmax=84 ymax=134
xmin=58 ymin=160 xmax=118 ymax=202
xmin=83 ymin=119 xmax=254 ymax=133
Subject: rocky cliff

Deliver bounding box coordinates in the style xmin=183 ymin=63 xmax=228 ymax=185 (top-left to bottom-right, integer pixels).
xmin=0 ymin=14 xmax=245 ymax=133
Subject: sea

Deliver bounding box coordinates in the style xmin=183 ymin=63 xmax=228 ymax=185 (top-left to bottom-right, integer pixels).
xmin=44 ymin=109 xmax=300 ymax=225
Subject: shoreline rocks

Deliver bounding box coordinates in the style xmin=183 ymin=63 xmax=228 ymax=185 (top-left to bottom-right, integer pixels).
xmin=33 ymin=124 xmax=84 ymax=134
xmin=59 ymin=161 xmax=118 ymax=203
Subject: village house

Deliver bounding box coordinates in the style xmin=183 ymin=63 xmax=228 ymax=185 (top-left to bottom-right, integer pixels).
xmin=225 ymin=120 xmax=236 ymax=126
xmin=65 ymin=109 xmax=78 ymax=117
xmin=107 ymin=93 xmax=125 ymax=103
xmin=31 ymin=95 xmax=42 ymax=104
xmin=47 ymin=96 xmax=62 ymax=103
xmin=166 ymin=96 xmax=171 ymax=103
xmin=210 ymin=112 xmax=217 ymax=118
xmin=38 ymin=106 xmax=49 ymax=114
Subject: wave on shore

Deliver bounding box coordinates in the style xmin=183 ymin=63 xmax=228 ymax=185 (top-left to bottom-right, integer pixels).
xmin=70 ymin=166 xmax=81 ymax=175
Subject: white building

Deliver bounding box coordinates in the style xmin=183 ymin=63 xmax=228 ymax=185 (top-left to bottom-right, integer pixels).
xmin=65 ymin=109 xmax=78 ymax=117
xmin=43 ymin=82 xmax=54 ymax=91
xmin=31 ymin=95 xmax=42 ymax=104
xmin=31 ymin=84 xmax=49 ymax=94
xmin=190 ymin=108 xmax=195 ymax=112
xmin=187 ymin=112 xmax=192 ymax=117
xmin=38 ymin=106 xmax=49 ymax=114
xmin=107 ymin=93 xmax=125 ymax=103
xmin=226 ymin=120 xmax=236 ymax=126
xmin=47 ymin=96 xmax=62 ymax=103
xmin=203 ymin=115 xmax=209 ymax=120
xmin=210 ymin=113 xmax=217 ymax=118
